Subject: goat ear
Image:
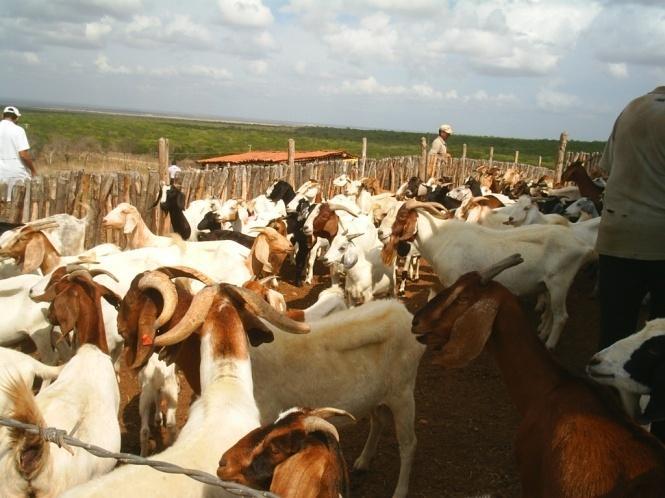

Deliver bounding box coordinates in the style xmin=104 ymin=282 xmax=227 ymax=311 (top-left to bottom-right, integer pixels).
xmin=123 ymin=213 xmax=138 ymax=234
xmin=51 ymin=291 xmax=79 ymax=335
xmin=438 ymin=298 xmax=498 ymax=368
xmin=266 ymin=289 xmax=287 ymax=314
xmin=22 ymin=235 xmax=45 ymax=273
xmin=342 ymin=247 xmax=358 ymax=269
xmin=638 ymin=363 xmax=665 ymax=424
xmin=252 ymin=235 xmax=273 ymax=274
xmin=237 ymin=308 xmax=274 ymax=347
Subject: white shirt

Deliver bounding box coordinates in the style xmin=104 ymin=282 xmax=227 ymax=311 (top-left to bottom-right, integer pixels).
xmin=168 ymin=164 xmax=181 ymax=179
xmin=0 ymin=119 xmax=31 ymax=180
xmin=429 ymin=135 xmax=448 ymax=156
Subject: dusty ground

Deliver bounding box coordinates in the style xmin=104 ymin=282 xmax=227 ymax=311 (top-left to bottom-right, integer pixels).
xmin=117 ymin=260 xmax=602 ymax=497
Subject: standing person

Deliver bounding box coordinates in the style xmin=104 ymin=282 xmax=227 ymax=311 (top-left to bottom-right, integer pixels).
xmin=0 ymin=106 xmax=37 ymax=198
xmin=168 ymin=161 xmax=181 ymax=185
xmin=595 ymin=86 xmax=665 ymax=437
xmin=429 ymin=123 xmax=453 ymax=158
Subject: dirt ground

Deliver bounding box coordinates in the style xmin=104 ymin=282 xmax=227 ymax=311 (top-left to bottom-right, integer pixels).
xmin=116 ymin=260 xmax=602 ymax=498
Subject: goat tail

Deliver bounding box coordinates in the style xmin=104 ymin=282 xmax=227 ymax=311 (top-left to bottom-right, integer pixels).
xmin=5 ymin=378 xmax=49 ymax=480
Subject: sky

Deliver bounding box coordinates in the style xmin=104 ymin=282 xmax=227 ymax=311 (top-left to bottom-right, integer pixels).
xmin=2 ymin=0 xmax=664 ymax=141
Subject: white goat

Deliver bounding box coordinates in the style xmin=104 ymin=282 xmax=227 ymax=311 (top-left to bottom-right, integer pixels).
xmin=384 ymin=200 xmax=594 ymax=349
xmin=103 ymin=202 xmax=177 ymax=249
xmin=138 ymin=353 xmax=180 ymax=457
xmin=60 ymin=281 xmax=309 ymax=498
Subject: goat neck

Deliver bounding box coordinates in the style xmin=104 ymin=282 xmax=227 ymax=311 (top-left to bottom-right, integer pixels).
xmin=486 ymin=289 xmax=563 ymax=417
xmin=199 ymin=293 xmax=254 ymax=395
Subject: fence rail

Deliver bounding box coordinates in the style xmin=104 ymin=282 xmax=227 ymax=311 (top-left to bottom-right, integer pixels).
xmin=0 ymin=154 xmax=567 ymax=248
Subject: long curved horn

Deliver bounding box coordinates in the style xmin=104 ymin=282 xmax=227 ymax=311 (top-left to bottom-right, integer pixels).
xmin=221 ymin=285 xmax=310 ymax=334
xmin=67 ymin=269 xmax=95 ymax=283
xmin=153 ymin=285 xmax=217 ymax=347
xmin=139 ymin=271 xmax=178 ymax=330
xmin=479 ymin=253 xmax=524 ymax=285
xmin=326 ymin=202 xmax=359 ymax=217
xmin=88 ymin=268 xmax=119 ymax=282
xmin=301 ymin=415 xmax=347 ymax=442
xmin=309 ymin=407 xmax=356 ymax=422
xmin=154 ymin=266 xmax=216 ymax=286
xmin=404 ymin=199 xmax=449 ymax=219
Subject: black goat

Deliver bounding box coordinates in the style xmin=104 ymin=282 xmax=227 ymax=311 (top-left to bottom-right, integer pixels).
xmin=196 ymin=210 xmax=255 ymax=248
xmin=463 ymin=176 xmax=483 ymax=197
xmin=267 ymin=180 xmax=296 ymax=206
xmin=425 ymin=184 xmax=462 ymax=210
xmin=160 ymin=185 xmax=191 ymax=240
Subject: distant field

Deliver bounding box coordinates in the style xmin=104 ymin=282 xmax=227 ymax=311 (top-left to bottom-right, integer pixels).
xmin=21 ymin=108 xmax=605 ymax=169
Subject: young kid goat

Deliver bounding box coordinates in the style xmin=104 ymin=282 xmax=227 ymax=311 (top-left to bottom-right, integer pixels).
xmin=411 ymin=254 xmax=665 ymax=497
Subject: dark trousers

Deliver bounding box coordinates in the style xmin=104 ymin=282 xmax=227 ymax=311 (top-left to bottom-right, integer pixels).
xmin=598 ymin=255 xmax=665 ymax=350
xmin=598 ymin=255 xmax=665 ymax=440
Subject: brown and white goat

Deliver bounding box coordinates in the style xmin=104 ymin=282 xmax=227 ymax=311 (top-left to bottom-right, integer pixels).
xmin=1 ymin=268 xmax=122 ymax=497
xmin=218 ymin=407 xmax=354 ymax=498
xmin=246 ymin=226 xmax=294 ymax=278
xmin=412 ymin=254 xmax=665 ymax=497
xmin=62 ymin=269 xmax=309 ymax=498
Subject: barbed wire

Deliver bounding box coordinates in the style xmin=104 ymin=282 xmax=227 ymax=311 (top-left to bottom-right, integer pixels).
xmin=0 ymin=416 xmax=279 ymax=498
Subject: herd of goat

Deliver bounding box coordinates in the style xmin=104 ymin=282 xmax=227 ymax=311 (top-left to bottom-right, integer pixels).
xmin=1 ymin=160 xmax=665 ymax=497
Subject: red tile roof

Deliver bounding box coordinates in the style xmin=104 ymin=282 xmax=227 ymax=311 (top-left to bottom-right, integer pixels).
xmin=197 ymin=150 xmax=355 ymax=165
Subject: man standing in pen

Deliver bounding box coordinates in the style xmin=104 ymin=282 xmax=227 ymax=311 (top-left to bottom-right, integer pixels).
xmin=0 ymin=106 xmax=37 ymax=200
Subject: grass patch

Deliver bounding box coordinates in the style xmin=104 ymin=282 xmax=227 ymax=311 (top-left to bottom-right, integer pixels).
xmin=21 ymin=108 xmax=606 ymax=169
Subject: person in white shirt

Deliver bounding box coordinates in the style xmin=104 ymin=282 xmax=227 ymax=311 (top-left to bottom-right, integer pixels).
xmin=167 ymin=162 xmax=181 ymax=185
xmin=429 ymin=123 xmax=453 ymax=157
xmin=0 ymin=106 xmax=36 ymax=182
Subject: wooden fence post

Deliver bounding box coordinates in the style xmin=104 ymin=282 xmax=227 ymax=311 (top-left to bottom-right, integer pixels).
xmin=288 ymin=139 xmax=295 ymax=186
xmin=514 ymin=150 xmax=519 ymax=164
xmin=420 ymin=137 xmax=427 ymax=180
xmin=360 ymin=137 xmax=367 ymax=177
xmin=489 ymin=146 xmax=494 ymax=168
xmin=158 ymin=138 xmax=169 ymax=185
xmin=554 ymin=131 xmax=569 ymax=183
xmin=538 ymin=156 xmax=542 ymax=168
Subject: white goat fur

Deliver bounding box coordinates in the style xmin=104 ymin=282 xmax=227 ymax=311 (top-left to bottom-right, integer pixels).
xmin=0 ymin=344 xmax=120 ymax=497
xmin=408 ymin=212 xmax=594 ymax=349
xmin=138 ymin=353 xmax=180 ymax=456
xmin=61 ymin=334 xmax=260 ymax=497
xmin=252 ymin=299 xmax=425 ymax=498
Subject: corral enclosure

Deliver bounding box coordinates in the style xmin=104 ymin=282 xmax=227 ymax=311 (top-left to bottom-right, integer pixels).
xmin=0 ymin=153 xmax=561 ymax=248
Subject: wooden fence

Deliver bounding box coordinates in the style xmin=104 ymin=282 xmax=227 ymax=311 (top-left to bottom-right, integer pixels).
xmin=0 ymin=155 xmax=561 ymax=249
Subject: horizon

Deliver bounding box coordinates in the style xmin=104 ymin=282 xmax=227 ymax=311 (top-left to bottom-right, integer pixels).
xmin=3 ymin=0 xmax=663 ymax=143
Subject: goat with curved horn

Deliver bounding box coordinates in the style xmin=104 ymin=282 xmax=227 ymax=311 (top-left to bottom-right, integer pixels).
xmin=326 ymin=202 xmax=359 ymax=217
xmin=479 ymin=253 xmax=524 ymax=285
xmin=138 ymin=271 xmax=178 ymax=330
xmin=404 ymin=199 xmax=450 ymax=219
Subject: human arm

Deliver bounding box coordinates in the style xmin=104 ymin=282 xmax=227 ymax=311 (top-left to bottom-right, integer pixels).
xmin=19 ymin=150 xmax=37 ymax=177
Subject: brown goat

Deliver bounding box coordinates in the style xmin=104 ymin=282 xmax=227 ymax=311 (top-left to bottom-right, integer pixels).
xmin=117 ymin=266 xmax=308 ymax=395
xmin=246 ymin=226 xmax=294 ymax=278
xmin=31 ymin=268 xmax=122 ymax=355
xmin=412 ymin=255 xmax=665 ymax=497
xmin=561 ymin=160 xmax=604 ymax=211
xmin=218 ymin=407 xmax=354 ymax=498
xmin=0 ymin=227 xmax=61 ymax=274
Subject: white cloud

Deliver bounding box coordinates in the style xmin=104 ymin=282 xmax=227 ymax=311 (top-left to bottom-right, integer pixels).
xmin=322 ymin=76 xmax=517 ymax=105
xmin=589 ymin=4 xmax=665 ymax=67
xmin=607 ymin=63 xmax=628 ymax=79
xmin=184 ymin=65 xmax=232 ymax=80
xmin=95 ymin=54 xmax=132 ymax=74
xmin=248 ymin=60 xmax=268 ymax=75
xmin=294 ymin=61 xmax=307 ymax=75
xmin=218 ymin=0 xmax=274 ymax=28
xmin=536 ymin=88 xmax=580 ymax=112
xmin=254 ymin=31 xmax=276 ymax=50
xmin=123 ymin=15 xmax=213 ymax=48
xmin=323 ymin=13 xmax=398 ymax=61
xmin=85 ymin=17 xmax=112 ymax=42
